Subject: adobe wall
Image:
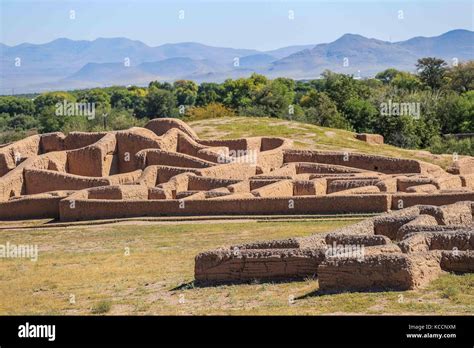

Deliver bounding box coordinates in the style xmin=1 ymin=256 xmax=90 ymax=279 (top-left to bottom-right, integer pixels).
xmin=115 ymin=128 xmax=162 ymax=173
xmin=138 ymin=149 xmax=214 ymax=169
xmin=195 ymin=248 xmax=325 ymax=282
xmin=329 ymin=185 xmax=381 ymax=195
xmin=405 ymin=184 xmax=438 ymax=193
xmin=317 ymin=252 xmax=442 ymax=291
xmin=22 ymin=168 xmax=142 ymax=195
xmin=296 ymin=162 xmax=365 ymax=174
xmin=391 ymin=192 xmax=474 ymax=209
xmin=132 ymin=165 xmax=157 ymax=187
xmin=355 ymin=133 xmax=384 ymax=145
xmin=0 ymin=193 xmax=67 ymax=219
xmin=87 ymin=185 xmax=149 ymax=200
xmin=199 ymin=138 xmax=259 ymax=153
xmin=145 ymin=118 xmax=199 ymax=140
xmin=59 ymin=194 xmax=391 ymax=221
xmin=64 ymin=132 xmax=107 ymax=150
xmin=24 ymin=169 xmax=110 ymax=194
xmin=260 ymin=137 xmax=288 ymax=152
xmin=460 ymin=174 xmax=474 ymax=189
xmin=157 ymin=166 xmax=201 ymax=184
xmin=293 ymin=180 xmax=320 ymax=196
xmin=199 ymin=162 xmax=257 ymax=180
xmin=251 ymin=180 xmax=293 ymax=197
xmin=177 ymin=132 xmax=221 ymax=160
xmin=0 ymin=135 xmax=41 ymax=176
xmin=107 ymin=170 xmax=143 ymax=185
xmin=440 ymin=251 xmax=474 ymax=272
xmin=40 ymin=132 xmax=66 ymax=153
xmin=284 ymin=149 xmax=431 ymax=174
xmin=67 ymin=133 xmax=117 ymax=177
xmin=0 ymin=152 xmax=67 ymax=201
xmin=400 ymin=231 xmax=472 ymax=253
xmin=187 ymin=176 xmax=240 ymax=191
xmin=327 ymin=179 xmax=381 ymax=193
xmin=447 ymin=157 xmax=474 ymax=175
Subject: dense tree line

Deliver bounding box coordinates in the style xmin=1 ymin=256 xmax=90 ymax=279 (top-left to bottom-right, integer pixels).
xmin=0 ymin=58 xmax=472 ymax=154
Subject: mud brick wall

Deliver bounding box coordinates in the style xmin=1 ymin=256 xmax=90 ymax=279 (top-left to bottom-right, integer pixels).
xmin=391 ymin=192 xmax=474 ymax=209
xmin=0 ymin=194 xmax=66 ymax=219
xmin=59 ymin=194 xmax=391 ymax=221
xmin=0 ymin=135 xmax=41 ymax=176
xmin=195 ymin=248 xmax=326 ymax=282
xmin=284 ymin=149 xmax=425 ymax=174
xmin=317 ymin=252 xmax=442 ymax=291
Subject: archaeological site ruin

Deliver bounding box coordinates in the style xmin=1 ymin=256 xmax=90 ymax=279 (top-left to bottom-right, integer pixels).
xmin=196 ymin=201 xmax=474 ymax=291
xmin=1 ymin=118 xmax=473 ymax=292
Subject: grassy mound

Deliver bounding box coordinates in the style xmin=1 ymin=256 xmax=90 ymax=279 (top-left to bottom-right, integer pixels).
xmin=190 ymin=117 xmax=453 ymax=168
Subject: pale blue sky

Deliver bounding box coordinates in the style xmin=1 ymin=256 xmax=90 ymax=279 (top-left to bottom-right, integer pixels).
xmin=1 ymin=0 xmax=473 ymax=50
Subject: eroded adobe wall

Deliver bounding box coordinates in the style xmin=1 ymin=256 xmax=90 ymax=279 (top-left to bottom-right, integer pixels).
xmin=115 ymin=128 xmax=162 ymax=173
xmin=355 ymin=133 xmax=384 ymax=144
xmin=199 ymin=162 xmax=257 ymax=180
xmin=440 ymin=251 xmax=474 ymax=272
xmin=284 ymin=149 xmax=430 ymax=174
xmin=447 ymin=157 xmax=474 ymax=175
xmin=187 ymin=176 xmax=240 ymax=191
xmin=199 ymin=138 xmax=259 ymax=153
xmin=87 ymin=185 xmax=149 ymax=200
xmin=317 ymin=252 xmax=442 ymax=291
xmin=391 ymin=192 xmax=474 ymax=209
xmin=145 ymin=118 xmax=199 ymax=140
xmin=0 ymin=135 xmax=41 ymax=176
xmin=195 ymin=248 xmax=325 ymax=282
xmin=138 ymin=149 xmax=214 ymax=169
xmin=24 ymin=169 xmax=110 ymax=194
xmin=22 ymin=167 xmax=141 ymax=196
xmin=194 ymin=201 xmax=473 ymax=290
xmin=59 ymin=194 xmax=391 ymax=221
xmin=0 ymin=192 xmax=70 ymax=219
xmin=67 ymin=133 xmax=117 ymax=177
xmin=64 ymin=132 xmax=107 ymax=150
xmin=40 ymin=132 xmax=66 ymax=153
xmin=0 ymin=152 xmax=67 ymax=201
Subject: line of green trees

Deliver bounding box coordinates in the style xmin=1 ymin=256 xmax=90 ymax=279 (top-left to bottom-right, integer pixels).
xmin=0 ymin=58 xmax=473 ymax=154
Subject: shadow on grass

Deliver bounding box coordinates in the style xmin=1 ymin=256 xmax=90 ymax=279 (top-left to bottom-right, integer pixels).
xmin=296 ymin=287 xmax=403 ymax=300
xmin=170 ymin=277 xmax=310 ymax=291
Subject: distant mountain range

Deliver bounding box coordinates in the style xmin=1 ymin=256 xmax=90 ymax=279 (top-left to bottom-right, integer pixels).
xmin=1 ymin=29 xmax=473 ymax=94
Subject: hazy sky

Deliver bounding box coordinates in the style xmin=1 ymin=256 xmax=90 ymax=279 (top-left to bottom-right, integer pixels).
xmin=1 ymin=0 xmax=473 ymax=50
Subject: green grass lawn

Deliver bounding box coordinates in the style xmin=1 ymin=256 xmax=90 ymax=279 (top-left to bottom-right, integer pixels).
xmin=190 ymin=117 xmax=453 ymax=169
xmin=0 ymin=218 xmax=472 ymax=315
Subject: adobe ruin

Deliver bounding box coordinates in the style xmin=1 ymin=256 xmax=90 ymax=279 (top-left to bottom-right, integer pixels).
xmin=0 ymin=118 xmax=473 ymax=223
xmin=195 ymin=201 xmax=473 ymax=291
xmin=1 ymin=118 xmax=472 ymax=292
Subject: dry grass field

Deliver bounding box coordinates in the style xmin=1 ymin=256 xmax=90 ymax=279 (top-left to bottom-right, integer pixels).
xmin=0 ymin=218 xmax=472 ymax=315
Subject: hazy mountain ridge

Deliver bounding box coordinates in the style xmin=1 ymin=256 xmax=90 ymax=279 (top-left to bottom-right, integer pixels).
xmin=1 ymin=30 xmax=472 ymax=93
